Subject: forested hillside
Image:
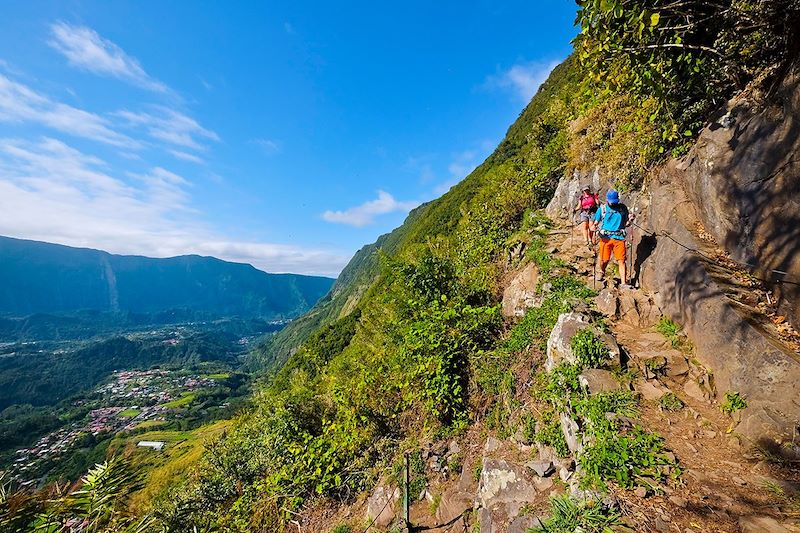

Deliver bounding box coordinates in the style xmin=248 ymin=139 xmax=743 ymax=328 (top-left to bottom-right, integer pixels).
xmin=3 ymin=2 xmax=799 ymax=532
xmin=0 ymin=236 xmax=333 ymax=319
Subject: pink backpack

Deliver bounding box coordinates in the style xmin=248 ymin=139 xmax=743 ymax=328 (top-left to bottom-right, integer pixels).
xmin=580 ymin=193 xmax=598 ymax=210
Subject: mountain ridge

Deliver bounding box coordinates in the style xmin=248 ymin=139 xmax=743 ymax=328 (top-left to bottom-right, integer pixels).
xmin=0 ymin=235 xmax=334 ymax=319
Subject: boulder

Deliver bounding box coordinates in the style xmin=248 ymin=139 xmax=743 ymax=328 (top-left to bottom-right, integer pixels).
xmin=545 ymin=312 xmax=591 ymax=371
xmin=502 ymin=262 xmax=541 ymax=318
xmin=663 ymin=350 xmax=690 ymax=377
xmin=635 ymin=379 xmax=668 ymax=402
xmin=596 ymin=288 xmax=618 ymax=317
xmin=617 ymin=287 xmax=662 ymax=328
xmin=476 ymin=458 xmax=539 ymax=533
xmin=579 ymin=368 xmax=624 ymax=394
xmin=366 ymin=483 xmax=400 ymax=529
xmin=508 ymin=515 xmax=544 ymax=533
xmin=524 ymin=460 xmax=555 ymax=478
xmin=436 ymin=486 xmax=473 ymax=525
xmin=484 ymin=436 xmax=502 ymax=453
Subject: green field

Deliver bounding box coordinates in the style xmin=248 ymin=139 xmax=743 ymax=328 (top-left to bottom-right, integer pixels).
xmin=162 ymin=392 xmax=196 ymax=408
xmin=118 ymin=409 xmax=141 ymax=418
xmin=203 ymin=372 xmax=231 ymax=380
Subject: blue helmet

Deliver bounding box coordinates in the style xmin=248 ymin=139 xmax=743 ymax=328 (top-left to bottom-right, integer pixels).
xmin=606 ymin=190 xmax=620 ymax=204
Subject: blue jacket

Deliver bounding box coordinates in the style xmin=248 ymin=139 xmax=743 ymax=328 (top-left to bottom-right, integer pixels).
xmin=593 ymin=203 xmax=629 ymax=240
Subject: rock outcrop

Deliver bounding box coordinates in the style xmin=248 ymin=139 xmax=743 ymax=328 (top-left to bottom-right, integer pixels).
xmin=671 ymin=72 xmax=800 ymax=329
xmin=502 ymin=262 xmax=540 ymax=318
xmin=476 ymin=458 xmax=540 ymax=533
xmin=366 ymin=482 xmax=400 ymax=530
xmin=638 ymin=167 xmax=800 ymax=442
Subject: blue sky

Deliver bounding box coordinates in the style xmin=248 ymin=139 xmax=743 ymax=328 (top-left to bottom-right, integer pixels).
xmin=0 ymin=1 xmax=577 ymax=277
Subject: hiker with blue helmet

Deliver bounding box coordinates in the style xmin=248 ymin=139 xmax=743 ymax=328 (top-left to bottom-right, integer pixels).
xmin=591 ymin=189 xmax=635 ymax=287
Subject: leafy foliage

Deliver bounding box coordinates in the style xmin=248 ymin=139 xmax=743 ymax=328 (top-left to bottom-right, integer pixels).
xmin=574 ymin=0 xmax=800 ymax=152
xmin=0 ymin=460 xmax=154 ymax=533
xmin=530 ymin=493 xmax=620 ymax=533
xmin=570 ymin=328 xmax=610 ymax=368
xmin=658 ymin=392 xmax=684 ymax=411
xmin=721 ymin=391 xmax=748 ymax=415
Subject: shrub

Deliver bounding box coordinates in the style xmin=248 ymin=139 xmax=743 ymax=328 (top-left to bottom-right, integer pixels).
xmin=570 ymin=328 xmax=609 ymax=369
xmin=533 ymin=409 xmax=570 ymax=458
xmin=656 ymin=317 xmax=683 ymax=349
xmin=580 ymin=426 xmax=678 ymax=490
xmin=721 ymin=391 xmax=748 ymax=415
xmin=658 ymin=392 xmax=684 ymax=412
xmin=530 ymin=493 xmax=620 ymax=533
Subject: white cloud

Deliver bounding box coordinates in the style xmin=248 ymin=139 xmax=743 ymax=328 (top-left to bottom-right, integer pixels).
xmin=169 ymin=149 xmax=204 ymax=164
xmin=115 ymin=106 xmax=219 ymax=151
xmin=322 ymin=190 xmax=419 ymax=227
xmin=0 ymin=74 xmax=137 ymax=147
xmin=485 ymin=59 xmax=561 ymax=102
xmin=49 ymin=22 xmax=169 ymax=93
xmin=0 ymin=137 xmax=348 ymax=277
xmin=252 ymin=138 xmax=281 ymax=155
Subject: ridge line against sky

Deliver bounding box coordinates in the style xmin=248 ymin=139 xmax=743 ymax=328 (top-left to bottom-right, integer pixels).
xmin=0 ymin=2 xmax=576 ymax=277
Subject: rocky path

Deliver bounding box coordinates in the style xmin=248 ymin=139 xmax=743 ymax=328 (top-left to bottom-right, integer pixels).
xmin=547 ymin=223 xmax=800 ymax=532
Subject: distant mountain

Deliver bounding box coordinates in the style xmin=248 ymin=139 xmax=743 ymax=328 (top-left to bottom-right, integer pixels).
xmin=0 ymin=236 xmax=334 ymax=319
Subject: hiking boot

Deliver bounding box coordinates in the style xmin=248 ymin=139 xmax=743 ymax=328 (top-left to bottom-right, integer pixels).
xmin=619 ymin=283 xmax=633 ymax=289
xmin=594 ymin=273 xmax=605 ymax=282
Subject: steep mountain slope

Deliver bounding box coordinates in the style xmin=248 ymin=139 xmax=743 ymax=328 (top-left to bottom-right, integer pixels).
xmin=0 ymin=236 xmax=333 ymax=319
xmin=5 ymin=3 xmax=800 ymax=531
xmin=253 ymin=57 xmax=583 ymax=372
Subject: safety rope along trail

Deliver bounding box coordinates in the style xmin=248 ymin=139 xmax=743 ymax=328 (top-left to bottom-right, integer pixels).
xmin=628 ymin=221 xmax=800 ymax=287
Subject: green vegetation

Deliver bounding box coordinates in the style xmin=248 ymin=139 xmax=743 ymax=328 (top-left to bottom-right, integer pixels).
xmin=532 ymin=409 xmax=570 ymax=458
xmin=571 ymin=328 xmax=609 ymax=368
xmin=0 ymin=459 xmax=155 ymax=532
xmin=0 ymin=331 xmax=242 ymax=412
xmin=658 ymin=392 xmax=684 ymax=412
xmin=656 ymin=317 xmax=683 ymax=349
xmin=162 ymin=393 xmax=196 ymax=409
xmin=531 ymin=494 xmax=620 ymax=533
xmin=575 ymin=0 xmax=800 ymax=156
xmin=118 ymin=409 xmax=141 ymax=418
xmin=505 ymin=275 xmax=595 ymax=353
xmin=721 ymin=391 xmax=748 ymax=415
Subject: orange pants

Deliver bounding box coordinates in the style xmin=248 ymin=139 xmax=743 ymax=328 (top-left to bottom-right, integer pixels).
xmin=599 ymin=238 xmax=626 ymax=262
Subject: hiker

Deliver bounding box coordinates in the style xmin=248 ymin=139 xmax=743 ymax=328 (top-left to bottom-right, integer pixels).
xmin=572 ymin=185 xmax=599 ymax=245
xmin=591 ymin=189 xmax=635 ymax=287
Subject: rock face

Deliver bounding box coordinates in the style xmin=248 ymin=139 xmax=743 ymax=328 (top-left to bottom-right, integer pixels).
xmin=545 ymin=169 xmax=603 ymax=222
xmin=502 ymin=262 xmax=540 ymax=318
xmin=366 ymin=483 xmax=400 ymax=529
xmin=476 ymin=458 xmax=539 ymax=533
xmin=670 ymin=71 xmax=800 ymax=329
xmin=637 ymin=166 xmax=800 ymax=441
